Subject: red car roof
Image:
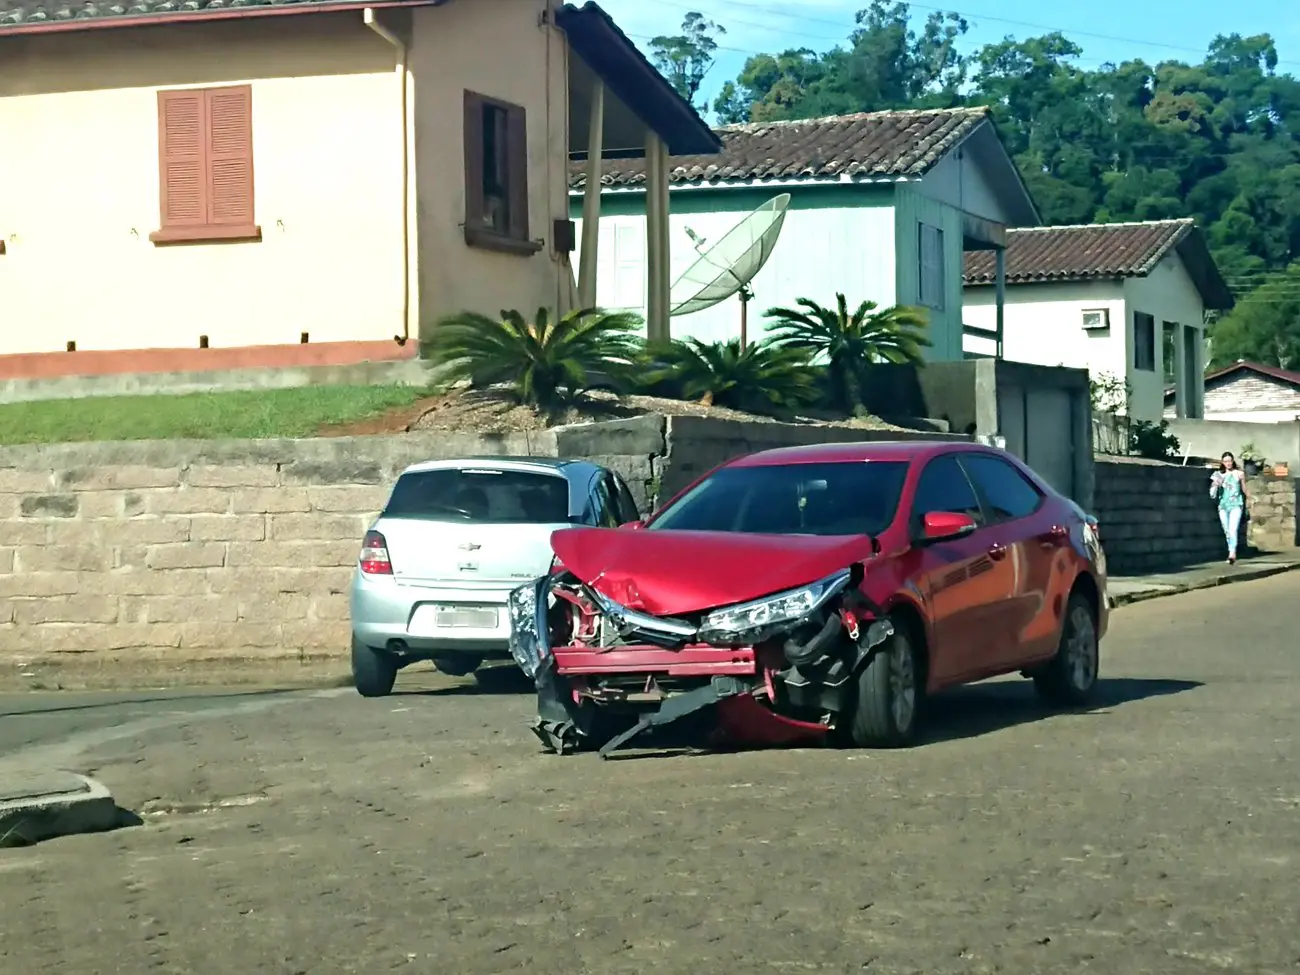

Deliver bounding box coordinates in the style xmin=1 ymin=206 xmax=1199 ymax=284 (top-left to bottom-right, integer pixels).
xmin=727 ymin=439 xmax=976 ymax=468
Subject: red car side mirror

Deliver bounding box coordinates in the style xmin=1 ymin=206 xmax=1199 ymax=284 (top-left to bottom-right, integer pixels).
xmin=921 ymin=510 xmax=977 ymax=542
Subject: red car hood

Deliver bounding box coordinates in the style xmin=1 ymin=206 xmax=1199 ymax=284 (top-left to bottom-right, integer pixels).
xmin=549 ymin=527 xmax=870 ymax=617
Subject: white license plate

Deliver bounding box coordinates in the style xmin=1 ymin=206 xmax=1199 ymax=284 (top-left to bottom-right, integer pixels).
xmin=433 ymin=606 xmax=499 ymax=629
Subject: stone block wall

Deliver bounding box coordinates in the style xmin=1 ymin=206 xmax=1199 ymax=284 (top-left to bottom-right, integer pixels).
xmin=0 ymin=418 xmax=960 ymax=682
xmin=0 ymin=432 xmax=546 ymax=682
xmin=1246 ymin=473 xmax=1298 ymax=552
xmin=1093 ymin=458 xmax=1297 ymax=574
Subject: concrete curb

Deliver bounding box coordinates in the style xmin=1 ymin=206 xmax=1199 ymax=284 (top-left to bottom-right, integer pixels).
xmin=0 ymin=771 xmax=121 ymax=847
xmin=1109 ymin=561 xmax=1300 ymax=608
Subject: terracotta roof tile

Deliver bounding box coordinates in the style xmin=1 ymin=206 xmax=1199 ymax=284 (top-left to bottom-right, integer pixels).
xmin=1204 ymin=361 xmax=1300 ymax=388
xmin=570 ymin=106 xmax=990 ymax=189
xmin=963 ymin=219 xmax=1196 ymax=285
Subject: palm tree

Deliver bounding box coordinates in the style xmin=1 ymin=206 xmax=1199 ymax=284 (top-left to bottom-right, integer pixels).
xmin=422 ymin=306 xmax=642 ymax=410
xmin=764 ymin=294 xmax=931 ymax=415
xmin=647 ymin=337 xmax=820 ymax=416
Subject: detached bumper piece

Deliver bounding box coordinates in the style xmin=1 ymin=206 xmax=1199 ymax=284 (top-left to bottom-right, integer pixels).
xmin=594 ymin=676 xmax=748 ymax=759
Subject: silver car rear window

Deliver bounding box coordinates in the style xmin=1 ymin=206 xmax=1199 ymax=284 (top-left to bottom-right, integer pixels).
xmin=383 ymin=468 xmax=569 ymax=523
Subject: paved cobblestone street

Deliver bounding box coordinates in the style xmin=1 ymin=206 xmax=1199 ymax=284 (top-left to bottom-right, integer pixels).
xmin=1 ymin=574 xmax=1297 ymax=974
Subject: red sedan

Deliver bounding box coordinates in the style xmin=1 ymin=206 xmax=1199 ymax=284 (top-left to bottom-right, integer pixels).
xmin=507 ymin=440 xmax=1108 ymax=757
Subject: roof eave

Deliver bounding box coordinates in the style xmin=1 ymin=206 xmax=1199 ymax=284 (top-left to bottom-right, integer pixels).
xmin=0 ymin=0 xmax=443 ymax=36
xmin=556 ymin=2 xmax=721 ymax=158
xmin=567 ymin=172 xmax=909 ymax=194
xmin=949 ymin=118 xmax=1041 ymax=227
xmin=1173 ymin=229 xmax=1235 ymax=311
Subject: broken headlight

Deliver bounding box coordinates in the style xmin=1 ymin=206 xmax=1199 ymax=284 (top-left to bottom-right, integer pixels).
xmin=507 ymin=576 xmax=550 ymax=679
xmin=696 ymin=568 xmax=854 ymax=644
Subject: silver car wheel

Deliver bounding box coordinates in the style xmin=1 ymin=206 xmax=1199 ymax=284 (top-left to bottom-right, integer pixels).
xmin=890 ymin=641 xmax=917 ymax=731
xmin=1064 ymin=603 xmax=1098 ymax=691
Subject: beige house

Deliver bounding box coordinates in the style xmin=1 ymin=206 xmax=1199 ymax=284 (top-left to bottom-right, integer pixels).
xmin=0 ymin=0 xmax=719 ymax=379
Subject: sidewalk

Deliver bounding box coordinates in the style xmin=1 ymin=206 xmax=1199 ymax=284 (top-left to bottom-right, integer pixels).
xmin=1108 ymin=549 xmax=1300 ymax=607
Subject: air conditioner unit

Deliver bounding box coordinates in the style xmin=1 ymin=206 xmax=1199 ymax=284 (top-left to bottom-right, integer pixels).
xmin=1081 ymin=309 xmax=1110 ymax=331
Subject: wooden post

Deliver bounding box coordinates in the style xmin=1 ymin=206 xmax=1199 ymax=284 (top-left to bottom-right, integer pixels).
xmin=994 ymin=247 xmax=1006 ymax=360
xmin=577 ymin=81 xmax=604 ymax=309
xmin=645 ymin=130 xmax=666 ymax=342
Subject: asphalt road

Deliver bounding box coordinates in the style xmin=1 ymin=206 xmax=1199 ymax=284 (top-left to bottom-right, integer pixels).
xmin=1 ymin=574 xmax=1297 ymax=974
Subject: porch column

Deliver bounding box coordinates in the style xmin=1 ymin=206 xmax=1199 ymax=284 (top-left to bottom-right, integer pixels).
xmin=1191 ymin=325 xmax=1206 ymax=418
xmin=577 ymin=81 xmax=604 ymax=309
xmin=644 ymin=130 xmax=671 ymax=343
xmin=656 ymin=134 xmax=672 ymax=341
xmin=1173 ymin=323 xmax=1189 ymax=418
xmin=994 ymin=246 xmax=1006 ymax=360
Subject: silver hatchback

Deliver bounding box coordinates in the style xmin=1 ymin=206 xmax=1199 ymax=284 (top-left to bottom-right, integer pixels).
xmin=348 ymin=456 xmax=641 ymax=696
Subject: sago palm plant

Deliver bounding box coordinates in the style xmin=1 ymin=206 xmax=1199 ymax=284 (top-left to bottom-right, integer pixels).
xmin=764 ymin=294 xmax=930 ymax=415
xmin=423 ymin=306 xmax=643 ymax=410
xmin=647 ymin=337 xmax=820 ymax=416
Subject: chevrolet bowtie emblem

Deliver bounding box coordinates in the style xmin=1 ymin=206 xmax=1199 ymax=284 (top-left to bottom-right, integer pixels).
xmin=458 ymin=542 xmax=481 ymax=551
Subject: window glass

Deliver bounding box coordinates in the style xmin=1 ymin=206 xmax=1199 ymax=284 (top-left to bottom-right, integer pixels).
xmin=958 ymin=454 xmax=1043 ymax=522
xmin=1133 ymin=312 xmax=1156 ymax=371
xmin=384 ymin=468 xmax=568 ymax=524
xmin=586 ymin=474 xmax=619 ymax=528
xmin=911 ymin=456 xmax=983 ymax=525
xmin=649 ymin=461 xmax=908 ymax=537
xmin=610 ymin=473 xmax=641 ymax=524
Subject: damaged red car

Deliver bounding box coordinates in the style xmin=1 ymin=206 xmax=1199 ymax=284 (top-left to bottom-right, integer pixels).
xmin=507 ymin=441 xmax=1108 ymax=758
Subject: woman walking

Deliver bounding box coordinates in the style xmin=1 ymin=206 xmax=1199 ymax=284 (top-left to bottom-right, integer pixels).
xmin=1210 ymin=451 xmax=1248 ymax=564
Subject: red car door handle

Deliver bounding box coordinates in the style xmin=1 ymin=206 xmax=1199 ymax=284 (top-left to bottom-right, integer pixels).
xmin=987 ymin=543 xmax=1008 ymax=560
xmin=1040 ymin=525 xmax=1069 ymax=546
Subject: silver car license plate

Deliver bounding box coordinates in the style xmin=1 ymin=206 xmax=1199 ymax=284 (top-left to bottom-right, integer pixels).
xmin=434 ymin=606 xmax=499 ymax=629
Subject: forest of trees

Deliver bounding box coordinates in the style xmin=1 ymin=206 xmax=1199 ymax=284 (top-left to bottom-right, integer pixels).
xmin=646 ymin=2 xmax=1300 ymax=371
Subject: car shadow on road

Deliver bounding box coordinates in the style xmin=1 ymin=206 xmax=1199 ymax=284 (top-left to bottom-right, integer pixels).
xmin=0 ymin=687 xmax=315 ymax=719
xmin=601 ymin=677 xmax=1203 ymax=760
xmin=920 ymin=676 xmax=1203 ymax=745
xmin=393 ymin=666 xmax=534 ymax=697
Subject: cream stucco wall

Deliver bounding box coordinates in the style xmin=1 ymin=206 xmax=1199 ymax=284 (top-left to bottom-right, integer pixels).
xmin=409 ymin=0 xmax=571 ymax=336
xmin=0 ymin=14 xmax=408 ymax=354
xmin=964 ymin=278 xmax=1128 ymax=380
xmin=1123 ymin=256 xmax=1206 ymax=421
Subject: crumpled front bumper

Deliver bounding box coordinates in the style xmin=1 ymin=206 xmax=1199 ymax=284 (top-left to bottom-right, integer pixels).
xmin=506 ymin=572 xmax=894 ymax=758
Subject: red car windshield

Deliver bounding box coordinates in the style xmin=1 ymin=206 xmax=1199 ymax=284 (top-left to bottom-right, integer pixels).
xmin=648 ymin=461 xmax=909 ymax=536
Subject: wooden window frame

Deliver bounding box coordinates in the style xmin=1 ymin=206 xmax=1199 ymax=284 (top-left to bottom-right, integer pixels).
xmin=462 ymin=90 xmax=539 ymax=256
xmin=150 ymin=85 xmax=261 ymax=246
xmin=918 ymin=222 xmax=945 ymax=311
xmin=1133 ymin=311 xmax=1156 ymax=372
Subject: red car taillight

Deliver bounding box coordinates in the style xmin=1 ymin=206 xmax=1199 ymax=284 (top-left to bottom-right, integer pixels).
xmin=359 ymin=530 xmax=392 ymax=575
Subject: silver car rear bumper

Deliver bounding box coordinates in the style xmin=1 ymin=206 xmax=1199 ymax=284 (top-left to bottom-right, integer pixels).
xmin=349 ymin=571 xmax=516 ymax=657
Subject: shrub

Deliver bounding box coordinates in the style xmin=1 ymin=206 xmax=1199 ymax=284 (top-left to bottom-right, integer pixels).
xmin=765 ymin=294 xmax=930 ymax=414
xmin=646 ymin=337 xmax=820 ymax=416
xmin=422 ymin=306 xmax=642 ymax=409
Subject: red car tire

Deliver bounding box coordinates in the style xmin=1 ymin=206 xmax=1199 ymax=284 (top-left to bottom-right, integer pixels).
xmin=1032 ymin=592 xmax=1100 ymax=707
xmin=848 ymin=618 xmax=922 ymax=748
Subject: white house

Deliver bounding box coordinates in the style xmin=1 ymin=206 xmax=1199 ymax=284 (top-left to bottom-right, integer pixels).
xmin=1166 ymin=361 xmax=1300 ymax=423
xmin=963 ymin=219 xmax=1234 ymax=422
xmin=568 ymin=107 xmax=1040 ymax=362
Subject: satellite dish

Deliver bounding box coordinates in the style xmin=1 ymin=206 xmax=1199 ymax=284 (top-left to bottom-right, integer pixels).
xmin=668 ymin=193 xmax=791 ymax=347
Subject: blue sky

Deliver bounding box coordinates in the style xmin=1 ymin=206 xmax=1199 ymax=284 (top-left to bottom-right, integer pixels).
xmin=596 ymin=0 xmax=1300 ymax=117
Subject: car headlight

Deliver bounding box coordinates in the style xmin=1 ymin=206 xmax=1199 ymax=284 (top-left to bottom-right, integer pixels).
xmin=696 ymin=568 xmax=854 ymax=643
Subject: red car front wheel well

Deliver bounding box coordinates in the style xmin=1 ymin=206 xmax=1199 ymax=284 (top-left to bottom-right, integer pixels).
xmin=880 ymin=600 xmax=930 ymax=690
